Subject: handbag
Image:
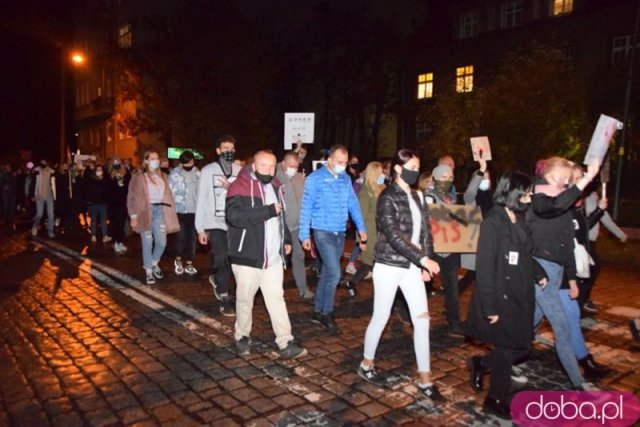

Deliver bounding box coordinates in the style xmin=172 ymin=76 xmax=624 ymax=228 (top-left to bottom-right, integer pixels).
xmin=574 ymin=238 xmax=594 ymax=279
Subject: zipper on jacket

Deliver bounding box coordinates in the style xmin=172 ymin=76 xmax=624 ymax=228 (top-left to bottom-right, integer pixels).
xmin=238 ymin=229 xmax=247 ymax=252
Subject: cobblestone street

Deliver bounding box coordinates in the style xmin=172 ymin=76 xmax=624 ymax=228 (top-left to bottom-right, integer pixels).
xmin=0 ymin=231 xmax=639 ymax=426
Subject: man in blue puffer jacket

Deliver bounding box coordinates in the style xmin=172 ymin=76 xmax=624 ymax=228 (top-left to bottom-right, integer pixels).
xmin=299 ymin=144 xmax=367 ymax=334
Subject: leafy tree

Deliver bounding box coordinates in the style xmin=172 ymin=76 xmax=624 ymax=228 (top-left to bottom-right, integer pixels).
xmin=419 ymin=43 xmax=590 ymax=176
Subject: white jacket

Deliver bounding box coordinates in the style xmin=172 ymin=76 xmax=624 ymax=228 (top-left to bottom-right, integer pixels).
xmin=195 ymin=161 xmax=241 ymax=233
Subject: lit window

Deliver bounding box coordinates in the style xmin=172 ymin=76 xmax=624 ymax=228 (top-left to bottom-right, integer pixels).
xmin=459 ymin=12 xmax=478 ymax=39
xmin=501 ymin=1 xmax=522 ymax=29
xmin=417 ymin=73 xmax=434 ymax=99
xmin=456 ymin=65 xmax=474 ymax=93
xmin=118 ymin=24 xmax=132 ymax=49
xmin=612 ymin=35 xmax=640 ymax=66
xmin=552 ymin=0 xmax=573 ymax=16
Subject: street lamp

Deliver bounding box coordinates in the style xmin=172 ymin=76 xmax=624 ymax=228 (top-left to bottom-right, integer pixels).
xmin=60 ymin=51 xmax=87 ymax=164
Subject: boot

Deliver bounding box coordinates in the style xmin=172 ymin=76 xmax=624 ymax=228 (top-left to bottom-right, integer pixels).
xmin=578 ymin=354 xmax=611 ymax=381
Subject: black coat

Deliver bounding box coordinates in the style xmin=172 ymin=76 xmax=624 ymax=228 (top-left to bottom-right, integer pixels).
xmin=465 ymin=207 xmax=545 ymax=349
xmin=374 ymin=183 xmax=434 ymax=268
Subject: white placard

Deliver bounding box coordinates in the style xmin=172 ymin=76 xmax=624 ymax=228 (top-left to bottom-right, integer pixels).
xmin=284 ymin=113 xmax=315 ymax=149
xmin=584 ymin=114 xmax=623 ymax=166
xmin=470 ymin=136 xmax=492 ymax=161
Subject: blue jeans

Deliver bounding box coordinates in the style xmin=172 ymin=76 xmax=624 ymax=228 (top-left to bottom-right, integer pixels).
xmin=533 ymin=258 xmax=585 ymax=386
xmin=349 ymin=244 xmax=361 ymax=263
xmin=33 ymin=197 xmax=55 ymax=237
xmin=313 ymin=230 xmax=345 ymax=314
xmin=141 ymin=205 xmax=167 ymax=270
xmin=88 ymin=204 xmax=108 ymax=238
xmin=559 ymin=289 xmax=589 ymax=360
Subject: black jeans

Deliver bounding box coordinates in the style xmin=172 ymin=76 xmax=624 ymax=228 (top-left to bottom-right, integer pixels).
xmin=352 ymin=263 xmax=372 ymax=286
xmin=482 ymin=347 xmax=530 ymax=401
xmin=175 ymin=213 xmax=197 ymax=261
xmin=577 ymin=242 xmax=599 ymax=309
xmin=207 ymin=229 xmax=231 ymax=295
xmin=109 ymin=205 xmax=127 ymax=244
xmin=434 ymin=253 xmax=461 ymax=325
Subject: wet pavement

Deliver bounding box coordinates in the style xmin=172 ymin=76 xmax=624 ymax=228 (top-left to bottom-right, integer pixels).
xmin=0 ymin=229 xmax=639 ymax=426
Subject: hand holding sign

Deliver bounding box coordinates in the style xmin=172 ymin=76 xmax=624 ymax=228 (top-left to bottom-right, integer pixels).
xmin=470 ymin=137 xmax=492 ymax=161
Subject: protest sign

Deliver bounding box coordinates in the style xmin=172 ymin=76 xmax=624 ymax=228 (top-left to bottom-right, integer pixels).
xmin=584 ymin=114 xmax=622 ymax=166
xmin=428 ymin=204 xmax=482 ymax=253
xmin=470 ymin=136 xmax=492 ymax=161
xmin=284 ymin=113 xmax=315 ymax=149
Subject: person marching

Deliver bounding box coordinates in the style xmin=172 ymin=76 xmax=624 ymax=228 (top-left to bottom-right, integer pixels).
xmin=465 ymin=172 xmax=544 ymax=419
xmin=358 ymin=149 xmax=444 ymax=402
xmin=127 ymin=151 xmax=180 ymax=284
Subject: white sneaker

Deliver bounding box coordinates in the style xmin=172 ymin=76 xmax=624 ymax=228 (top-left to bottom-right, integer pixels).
xmin=31 ymin=227 xmax=38 ymax=237
xmin=345 ymin=263 xmax=357 ymax=275
xmin=54 ymin=218 xmax=61 ymax=227
xmin=119 ymin=243 xmax=128 ymax=253
xmin=577 ymin=382 xmax=600 ymax=391
xmin=91 ymin=236 xmax=97 ymax=243
xmin=364 ymin=272 xmax=373 ymax=280
xmin=103 ymin=236 xmax=112 ymax=243
xmin=113 ymin=242 xmax=120 ymax=252
xmin=511 ymin=365 xmax=528 ymax=384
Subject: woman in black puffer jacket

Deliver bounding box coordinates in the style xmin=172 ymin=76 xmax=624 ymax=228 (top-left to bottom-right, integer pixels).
xmin=357 ymin=149 xmax=444 ymax=402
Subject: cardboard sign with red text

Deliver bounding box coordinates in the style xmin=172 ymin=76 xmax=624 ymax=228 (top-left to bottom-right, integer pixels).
xmin=428 ymin=204 xmax=482 ymax=253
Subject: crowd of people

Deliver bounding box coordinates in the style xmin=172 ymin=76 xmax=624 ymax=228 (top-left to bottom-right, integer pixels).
xmin=1 ymin=134 xmax=634 ymax=420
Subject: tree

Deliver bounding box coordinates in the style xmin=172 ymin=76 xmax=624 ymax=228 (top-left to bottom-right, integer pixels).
xmin=419 ymin=43 xmax=590 ymax=176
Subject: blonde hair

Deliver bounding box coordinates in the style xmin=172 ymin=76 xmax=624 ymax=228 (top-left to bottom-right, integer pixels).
xmin=362 ymin=162 xmax=383 ymax=194
xmin=418 ymin=172 xmax=432 ymax=193
xmin=537 ymin=156 xmax=572 ymax=178
xmin=141 ymin=150 xmax=160 ymax=174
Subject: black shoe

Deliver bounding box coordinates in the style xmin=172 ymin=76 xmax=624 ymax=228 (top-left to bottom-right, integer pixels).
xmin=311 ymin=311 xmax=322 ymax=324
xmin=583 ymin=300 xmax=598 ymax=313
xmin=343 ymin=280 xmax=357 ymax=297
xmin=483 ymin=396 xmax=511 ymax=420
xmin=467 ymin=356 xmax=484 ymax=392
xmin=419 ymin=384 xmax=446 ymax=402
xmin=629 ymin=319 xmax=640 ymax=341
xmin=235 ymin=336 xmax=251 ymax=356
xmin=320 ymin=313 xmax=339 ymax=334
xmin=151 ymin=265 xmax=164 ymax=279
xmin=279 ymin=341 xmax=308 ymax=359
xmin=447 ymin=322 xmax=465 ymax=338
xmin=357 ymin=365 xmax=386 ymax=387
xmin=220 ymin=297 xmax=235 ymax=317
xmin=579 ymin=354 xmax=611 ymax=381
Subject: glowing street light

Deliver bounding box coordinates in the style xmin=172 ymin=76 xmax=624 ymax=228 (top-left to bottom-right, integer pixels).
xmin=71 ymin=52 xmax=86 ymax=65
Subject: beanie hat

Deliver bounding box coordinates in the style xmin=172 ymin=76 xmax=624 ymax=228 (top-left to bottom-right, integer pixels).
xmin=432 ymin=164 xmax=453 ymax=181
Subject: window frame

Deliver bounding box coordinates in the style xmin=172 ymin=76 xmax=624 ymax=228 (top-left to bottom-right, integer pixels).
xmin=501 ymin=0 xmax=523 ymax=29
xmin=455 ymin=65 xmax=474 ymax=93
xmin=417 ymin=72 xmax=434 ymax=100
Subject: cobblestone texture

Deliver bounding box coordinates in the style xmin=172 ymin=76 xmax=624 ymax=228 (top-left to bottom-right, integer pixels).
xmin=0 ymin=231 xmax=638 ymax=426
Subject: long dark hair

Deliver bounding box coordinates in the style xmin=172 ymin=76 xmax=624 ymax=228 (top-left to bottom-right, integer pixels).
xmin=391 ymin=148 xmax=418 ymax=180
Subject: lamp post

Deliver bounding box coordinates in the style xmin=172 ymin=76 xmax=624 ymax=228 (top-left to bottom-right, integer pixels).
xmin=60 ymin=51 xmax=86 ymax=164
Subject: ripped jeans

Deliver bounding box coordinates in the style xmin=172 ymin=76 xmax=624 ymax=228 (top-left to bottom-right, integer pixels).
xmin=140 ymin=205 xmax=167 ymax=271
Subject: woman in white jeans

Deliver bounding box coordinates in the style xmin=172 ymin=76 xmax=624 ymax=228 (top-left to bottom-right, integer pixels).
xmin=357 ymin=149 xmax=444 ymax=401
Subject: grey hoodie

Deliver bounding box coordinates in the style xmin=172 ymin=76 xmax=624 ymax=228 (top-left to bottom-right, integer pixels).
xmin=275 ymin=161 xmax=305 ymax=231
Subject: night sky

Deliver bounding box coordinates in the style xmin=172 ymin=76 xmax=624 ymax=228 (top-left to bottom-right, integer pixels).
xmin=0 ymin=0 xmax=76 ymax=163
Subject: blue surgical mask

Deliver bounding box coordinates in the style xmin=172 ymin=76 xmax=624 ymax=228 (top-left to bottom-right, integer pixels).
xmin=148 ymin=159 xmax=160 ymax=170
xmin=333 ymin=164 xmax=346 ymax=175
xmin=376 ymin=174 xmax=386 ymax=185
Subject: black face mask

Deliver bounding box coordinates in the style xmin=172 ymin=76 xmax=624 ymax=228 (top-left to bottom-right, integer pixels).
xmin=255 ymin=171 xmax=273 ymax=184
xmin=182 ymin=164 xmax=194 ymax=171
xmin=400 ymin=167 xmax=419 ymax=186
xmin=219 ymin=150 xmax=235 ymax=163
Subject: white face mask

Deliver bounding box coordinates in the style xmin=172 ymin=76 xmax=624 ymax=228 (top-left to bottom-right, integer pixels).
xmin=95 ymin=171 xmax=103 ymax=178
xmin=148 ymin=159 xmax=160 ymax=170
xmin=286 ymin=167 xmax=297 ymax=177
xmin=479 ymin=179 xmax=491 ymax=191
